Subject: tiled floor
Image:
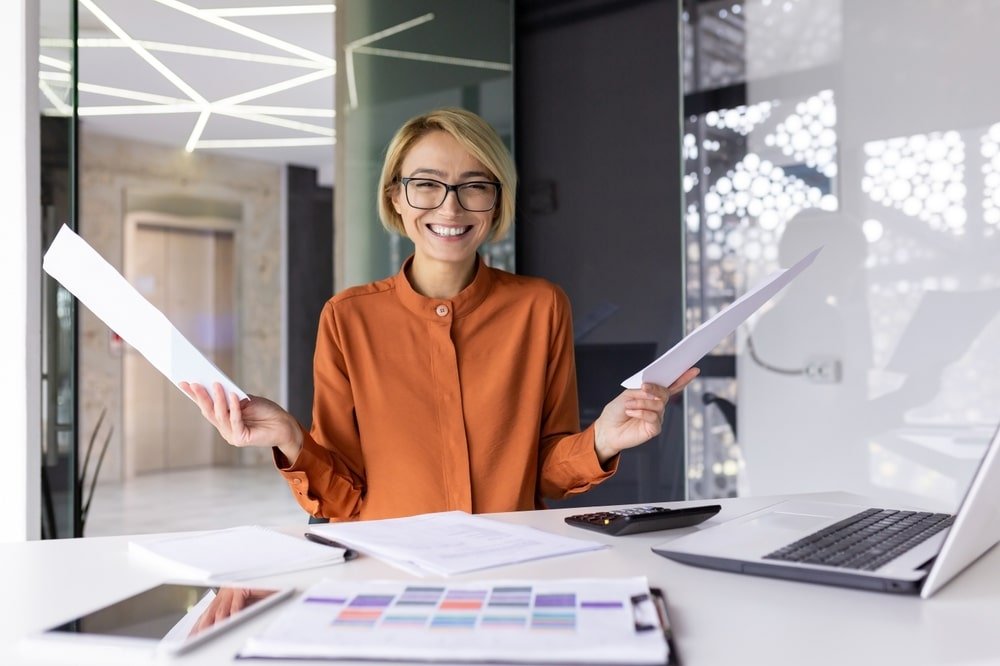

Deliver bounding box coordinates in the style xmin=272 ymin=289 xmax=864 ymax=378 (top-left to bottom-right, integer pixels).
xmin=84 ymin=465 xmax=308 ymax=537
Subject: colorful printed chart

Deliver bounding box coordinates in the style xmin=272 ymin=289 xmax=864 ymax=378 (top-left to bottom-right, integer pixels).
xmin=240 ymin=577 xmax=669 ymax=664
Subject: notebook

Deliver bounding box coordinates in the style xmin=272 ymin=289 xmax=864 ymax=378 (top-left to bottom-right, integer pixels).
xmin=128 ymin=525 xmax=346 ymax=582
xmin=653 ymin=420 xmax=1000 ymax=597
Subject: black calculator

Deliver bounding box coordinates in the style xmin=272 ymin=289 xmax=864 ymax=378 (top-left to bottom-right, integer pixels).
xmin=564 ymin=504 xmax=721 ymax=536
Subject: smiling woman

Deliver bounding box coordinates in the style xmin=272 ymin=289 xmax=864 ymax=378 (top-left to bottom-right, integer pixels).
xmin=181 ymin=107 xmax=699 ymax=521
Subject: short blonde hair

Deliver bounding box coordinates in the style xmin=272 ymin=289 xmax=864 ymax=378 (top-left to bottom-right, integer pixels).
xmin=378 ymin=108 xmax=516 ymax=242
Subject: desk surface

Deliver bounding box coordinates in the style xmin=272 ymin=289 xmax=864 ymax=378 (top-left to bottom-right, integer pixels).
xmin=3 ymin=492 xmax=998 ymax=666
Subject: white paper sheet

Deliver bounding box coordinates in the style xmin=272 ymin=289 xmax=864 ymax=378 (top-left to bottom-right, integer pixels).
xmin=42 ymin=224 xmax=246 ymax=400
xmin=622 ymin=247 xmax=822 ymax=389
xmin=310 ymin=511 xmax=606 ymax=576
xmin=129 ymin=526 xmax=345 ymax=581
xmin=240 ymin=577 xmax=668 ymax=665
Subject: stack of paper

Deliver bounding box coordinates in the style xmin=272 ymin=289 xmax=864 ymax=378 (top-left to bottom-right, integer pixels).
xmin=240 ymin=577 xmax=669 ymax=664
xmin=129 ymin=526 xmax=346 ymax=581
xmin=310 ymin=511 xmax=606 ymax=576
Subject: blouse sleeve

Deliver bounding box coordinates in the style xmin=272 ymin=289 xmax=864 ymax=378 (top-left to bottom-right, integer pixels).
xmin=273 ymin=301 xmax=367 ymax=520
xmin=536 ymin=286 xmax=619 ymax=500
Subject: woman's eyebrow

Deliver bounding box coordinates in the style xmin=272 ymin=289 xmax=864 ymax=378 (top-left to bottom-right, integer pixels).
xmin=408 ymin=168 xmax=446 ymax=177
xmin=407 ymin=168 xmax=493 ymax=180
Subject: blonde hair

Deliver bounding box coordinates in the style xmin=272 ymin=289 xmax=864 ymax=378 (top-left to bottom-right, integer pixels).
xmin=378 ymin=108 xmax=516 ymax=242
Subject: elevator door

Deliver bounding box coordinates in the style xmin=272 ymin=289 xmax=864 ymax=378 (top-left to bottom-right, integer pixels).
xmin=124 ymin=223 xmax=237 ymax=475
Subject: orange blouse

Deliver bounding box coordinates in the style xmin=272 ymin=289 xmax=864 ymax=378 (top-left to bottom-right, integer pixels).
xmin=275 ymin=256 xmax=616 ymax=521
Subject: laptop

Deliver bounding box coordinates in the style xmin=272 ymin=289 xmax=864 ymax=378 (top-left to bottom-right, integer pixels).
xmin=652 ymin=423 xmax=1000 ymax=597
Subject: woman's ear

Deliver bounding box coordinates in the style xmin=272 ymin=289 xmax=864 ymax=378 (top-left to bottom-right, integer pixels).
xmin=390 ymin=184 xmax=403 ymax=214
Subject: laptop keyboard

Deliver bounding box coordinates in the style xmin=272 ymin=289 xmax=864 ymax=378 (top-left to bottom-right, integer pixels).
xmin=763 ymin=508 xmax=954 ymax=571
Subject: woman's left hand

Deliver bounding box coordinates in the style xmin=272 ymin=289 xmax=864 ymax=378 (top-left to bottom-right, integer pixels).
xmin=593 ymin=368 xmax=700 ymax=465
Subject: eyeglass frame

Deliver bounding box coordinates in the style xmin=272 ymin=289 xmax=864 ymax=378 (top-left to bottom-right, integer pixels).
xmin=397 ymin=176 xmax=502 ymax=212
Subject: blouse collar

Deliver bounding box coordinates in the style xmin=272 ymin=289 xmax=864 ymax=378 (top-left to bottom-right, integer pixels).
xmin=393 ymin=254 xmax=495 ymax=321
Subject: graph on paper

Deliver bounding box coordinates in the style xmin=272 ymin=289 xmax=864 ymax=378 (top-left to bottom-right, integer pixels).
xmin=240 ymin=578 xmax=669 ymax=664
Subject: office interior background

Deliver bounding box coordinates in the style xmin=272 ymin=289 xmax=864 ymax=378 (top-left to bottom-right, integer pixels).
xmin=3 ymin=0 xmax=999 ymax=541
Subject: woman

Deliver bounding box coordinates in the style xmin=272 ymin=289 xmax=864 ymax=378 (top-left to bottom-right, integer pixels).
xmin=182 ymin=108 xmax=698 ymax=521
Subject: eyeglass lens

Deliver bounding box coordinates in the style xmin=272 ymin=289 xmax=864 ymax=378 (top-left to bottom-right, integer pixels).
xmin=405 ymin=179 xmax=498 ymax=212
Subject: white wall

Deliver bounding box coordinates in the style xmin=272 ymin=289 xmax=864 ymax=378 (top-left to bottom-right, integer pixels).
xmin=739 ymin=0 xmax=1000 ymax=512
xmin=0 ymin=0 xmax=41 ymax=542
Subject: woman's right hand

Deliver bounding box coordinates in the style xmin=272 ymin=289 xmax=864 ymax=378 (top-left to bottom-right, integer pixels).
xmin=179 ymin=382 xmax=303 ymax=464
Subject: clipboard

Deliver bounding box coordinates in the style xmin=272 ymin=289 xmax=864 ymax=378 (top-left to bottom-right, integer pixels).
xmin=649 ymin=588 xmax=680 ymax=666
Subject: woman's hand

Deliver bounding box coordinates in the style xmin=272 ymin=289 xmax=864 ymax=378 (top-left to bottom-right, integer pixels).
xmin=189 ymin=587 xmax=274 ymax=637
xmin=179 ymin=382 xmax=303 ymax=464
xmin=592 ymin=368 xmax=700 ymax=465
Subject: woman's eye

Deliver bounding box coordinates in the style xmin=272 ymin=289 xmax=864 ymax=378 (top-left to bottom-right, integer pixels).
xmin=463 ymin=183 xmax=488 ymax=192
xmin=413 ymin=180 xmax=442 ymax=189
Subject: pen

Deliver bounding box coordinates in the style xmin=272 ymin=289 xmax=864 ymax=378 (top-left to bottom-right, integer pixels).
xmin=304 ymin=532 xmax=359 ymax=560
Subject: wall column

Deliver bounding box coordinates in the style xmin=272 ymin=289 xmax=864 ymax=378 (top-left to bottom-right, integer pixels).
xmin=0 ymin=0 xmax=41 ymax=542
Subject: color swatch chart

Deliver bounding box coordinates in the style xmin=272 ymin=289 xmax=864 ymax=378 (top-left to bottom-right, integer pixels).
xmin=242 ymin=577 xmax=668 ymax=664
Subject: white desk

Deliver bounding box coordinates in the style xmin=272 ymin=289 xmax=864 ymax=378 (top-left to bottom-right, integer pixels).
xmin=3 ymin=492 xmax=998 ymax=666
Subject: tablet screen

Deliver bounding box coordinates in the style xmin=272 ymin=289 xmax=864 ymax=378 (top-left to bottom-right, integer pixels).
xmin=46 ymin=583 xmax=290 ymax=652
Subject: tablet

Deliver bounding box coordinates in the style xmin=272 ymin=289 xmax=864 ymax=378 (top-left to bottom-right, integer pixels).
xmin=25 ymin=582 xmax=293 ymax=660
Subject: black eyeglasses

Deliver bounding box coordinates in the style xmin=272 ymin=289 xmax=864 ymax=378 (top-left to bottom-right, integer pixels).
xmin=399 ymin=177 xmax=501 ymax=212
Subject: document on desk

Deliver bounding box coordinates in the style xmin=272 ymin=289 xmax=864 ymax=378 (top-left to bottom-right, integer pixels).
xmin=622 ymin=246 xmax=822 ymax=389
xmin=42 ymin=224 xmax=246 ymax=400
xmin=239 ymin=577 xmax=669 ymax=665
xmin=310 ymin=511 xmax=606 ymax=576
xmin=128 ymin=525 xmax=346 ymax=581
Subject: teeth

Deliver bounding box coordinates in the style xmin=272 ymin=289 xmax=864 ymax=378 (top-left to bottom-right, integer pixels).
xmin=430 ymin=225 xmax=469 ymax=237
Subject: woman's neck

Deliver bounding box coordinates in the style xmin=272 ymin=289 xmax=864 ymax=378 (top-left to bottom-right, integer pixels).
xmin=407 ymin=254 xmax=478 ymax=299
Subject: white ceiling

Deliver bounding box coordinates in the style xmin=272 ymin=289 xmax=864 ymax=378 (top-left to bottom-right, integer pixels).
xmin=40 ymin=0 xmax=336 ymax=183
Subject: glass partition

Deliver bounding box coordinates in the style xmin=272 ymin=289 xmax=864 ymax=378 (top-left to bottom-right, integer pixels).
xmin=335 ymin=0 xmax=514 ymax=288
xmin=39 ymin=0 xmax=78 ymax=538
xmin=683 ymin=0 xmax=1000 ymax=511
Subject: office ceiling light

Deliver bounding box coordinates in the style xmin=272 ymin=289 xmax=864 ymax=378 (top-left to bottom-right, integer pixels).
xmin=74 ymin=38 xmax=328 ymax=69
xmin=39 ymin=54 xmax=72 ymax=72
xmin=71 ymin=0 xmax=336 ymax=153
xmin=345 ymin=13 xmax=436 ymax=110
xmin=196 ymin=137 xmax=334 ymax=149
xmin=149 ymin=0 xmax=333 ymax=66
xmin=201 ymin=4 xmax=335 ymax=17
xmin=351 ymin=46 xmax=511 ymax=72
xmin=80 ymin=0 xmax=207 ymax=105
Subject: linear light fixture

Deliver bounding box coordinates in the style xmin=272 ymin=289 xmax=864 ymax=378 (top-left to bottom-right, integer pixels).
xmin=74 ymin=38 xmax=328 ymax=69
xmin=39 ymin=54 xmax=72 ymax=72
xmin=38 ymin=80 xmax=72 ymax=115
xmin=149 ymin=0 xmax=333 ymax=67
xmin=185 ymin=109 xmax=211 ymax=152
xmin=211 ymin=108 xmax=333 ymax=136
xmin=67 ymin=1 xmax=340 ymax=153
xmin=79 ymin=0 xmax=207 ymax=105
xmin=344 ymin=13 xmax=436 ymax=110
xmin=352 ymin=46 xmax=512 ymax=72
xmin=215 ymin=68 xmax=333 ymax=106
xmin=201 ymin=4 xmax=335 ymax=17
xmin=79 ymin=82 xmax=190 ymax=105
xmin=196 ymin=137 xmax=334 ymax=149
xmin=79 ymin=104 xmax=202 ymax=116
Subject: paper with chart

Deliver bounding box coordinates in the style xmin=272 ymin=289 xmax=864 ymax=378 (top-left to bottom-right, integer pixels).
xmin=42 ymin=224 xmax=246 ymax=400
xmin=309 ymin=511 xmax=606 ymax=576
xmin=239 ymin=577 xmax=668 ymax=664
xmin=622 ymin=246 xmax=822 ymax=389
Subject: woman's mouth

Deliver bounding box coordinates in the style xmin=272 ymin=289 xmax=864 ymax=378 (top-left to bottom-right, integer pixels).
xmin=428 ymin=224 xmax=473 ymax=238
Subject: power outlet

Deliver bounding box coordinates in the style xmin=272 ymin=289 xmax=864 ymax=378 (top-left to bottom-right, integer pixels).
xmin=804 ymin=357 xmax=842 ymax=383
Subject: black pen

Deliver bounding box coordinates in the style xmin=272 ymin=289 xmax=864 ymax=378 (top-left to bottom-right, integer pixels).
xmin=304 ymin=532 xmax=359 ymax=560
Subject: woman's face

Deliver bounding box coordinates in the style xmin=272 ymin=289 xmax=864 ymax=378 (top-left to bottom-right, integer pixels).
xmin=392 ymin=130 xmax=496 ymax=270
